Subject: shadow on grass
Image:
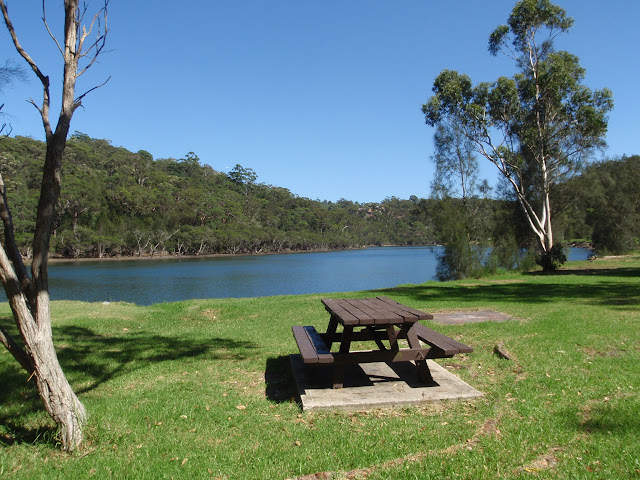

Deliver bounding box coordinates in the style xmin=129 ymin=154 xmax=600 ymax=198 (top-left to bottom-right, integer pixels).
xmin=0 ymin=368 xmax=58 ymax=447
xmin=377 ymin=272 xmax=640 ymax=310
xmin=0 ymin=323 xmax=257 ymax=447
xmin=562 ymin=401 xmax=640 ymax=437
xmin=528 ymin=266 xmax=640 ymax=278
xmin=54 ymin=325 xmax=258 ymax=394
xmin=265 ymin=355 xmax=297 ymax=404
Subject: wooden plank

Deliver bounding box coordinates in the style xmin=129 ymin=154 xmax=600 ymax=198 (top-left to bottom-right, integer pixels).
xmin=332 ymin=347 xmax=432 ymax=364
xmin=321 ymin=298 xmax=361 ymax=325
xmin=292 ymin=325 xmax=319 ymax=364
xmin=412 ymin=323 xmax=473 ymax=354
xmin=337 ymin=299 xmax=377 ymax=325
xmin=304 ymin=326 xmax=335 ymax=363
xmin=357 ymin=298 xmax=405 ymax=324
xmin=291 ymin=326 xmax=334 ymax=364
xmin=342 ymin=298 xmax=400 ymax=325
xmin=376 ymin=296 xmax=433 ymax=321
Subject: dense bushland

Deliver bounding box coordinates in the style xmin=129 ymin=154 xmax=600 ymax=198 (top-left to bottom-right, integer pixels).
xmin=0 ymin=134 xmax=434 ymax=258
xmin=0 ymin=134 xmax=636 ymax=259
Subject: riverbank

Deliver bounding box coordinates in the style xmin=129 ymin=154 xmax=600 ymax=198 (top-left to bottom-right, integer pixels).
xmin=40 ymin=241 xmax=594 ymax=265
xmin=2 ymin=254 xmax=638 ymax=478
xmin=42 ymin=243 xmax=437 ymax=264
xmin=42 ymin=244 xmax=374 ymax=264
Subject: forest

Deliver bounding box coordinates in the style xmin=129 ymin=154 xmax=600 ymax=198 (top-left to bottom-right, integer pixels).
xmin=0 ymin=133 xmax=637 ymax=260
xmin=0 ymin=133 xmax=433 ymax=258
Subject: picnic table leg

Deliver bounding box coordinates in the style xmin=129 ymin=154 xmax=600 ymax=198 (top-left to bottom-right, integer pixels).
xmin=333 ymin=325 xmax=353 ymax=389
xmin=323 ymin=315 xmax=339 ymax=350
xmin=406 ymin=324 xmax=435 ymax=385
xmin=386 ymin=325 xmax=399 ymax=350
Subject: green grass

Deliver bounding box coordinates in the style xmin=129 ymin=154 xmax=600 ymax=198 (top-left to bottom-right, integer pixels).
xmin=1 ymin=255 xmax=639 ymax=479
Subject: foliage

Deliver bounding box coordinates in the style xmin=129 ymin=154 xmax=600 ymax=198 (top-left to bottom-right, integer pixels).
xmin=566 ymin=156 xmax=640 ymax=254
xmin=534 ymin=242 xmax=567 ymax=271
xmin=422 ymin=0 xmax=613 ymax=271
xmin=0 ymin=134 xmax=634 ymax=260
xmin=429 ymin=123 xmax=486 ymax=280
xmin=0 ymin=135 xmax=434 ymax=258
xmin=0 ymin=255 xmax=638 ymax=478
xmin=432 ymin=199 xmax=484 ymax=281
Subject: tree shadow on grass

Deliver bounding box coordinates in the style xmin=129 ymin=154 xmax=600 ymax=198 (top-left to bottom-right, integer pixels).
xmin=53 ymin=325 xmax=258 ymax=394
xmin=0 ymin=367 xmax=58 ymax=447
xmin=376 ymin=272 xmax=640 ymax=311
xmin=561 ymin=401 xmax=640 ymax=437
xmin=528 ymin=266 xmax=640 ymax=278
xmin=0 ymin=322 xmax=257 ymax=447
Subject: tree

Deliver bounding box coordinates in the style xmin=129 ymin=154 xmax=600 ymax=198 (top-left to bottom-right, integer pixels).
xmin=0 ymin=0 xmax=108 ymax=451
xmin=570 ymin=156 xmax=640 ymax=254
xmin=422 ymin=0 xmax=613 ymax=271
xmin=228 ymin=163 xmax=257 ymax=196
xmin=430 ymin=123 xmax=485 ymax=280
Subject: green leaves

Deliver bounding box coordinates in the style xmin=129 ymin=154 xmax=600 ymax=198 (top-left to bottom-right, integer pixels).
xmin=488 ymin=25 xmax=509 ymax=56
xmin=422 ymin=0 xmax=612 ymax=266
xmin=507 ymin=0 xmax=574 ymax=54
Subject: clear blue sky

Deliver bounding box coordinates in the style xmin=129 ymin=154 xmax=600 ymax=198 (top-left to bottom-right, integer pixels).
xmin=1 ymin=1 xmax=637 ymax=203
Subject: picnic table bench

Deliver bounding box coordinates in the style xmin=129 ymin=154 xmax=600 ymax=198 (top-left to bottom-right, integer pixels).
xmin=292 ymin=296 xmax=473 ymax=389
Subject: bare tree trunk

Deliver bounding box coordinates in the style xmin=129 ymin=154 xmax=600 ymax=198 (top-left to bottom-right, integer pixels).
xmin=0 ymin=0 xmax=108 ymax=452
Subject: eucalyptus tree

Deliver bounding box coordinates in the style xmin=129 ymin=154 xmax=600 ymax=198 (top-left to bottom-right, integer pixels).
xmin=422 ymin=0 xmax=613 ymax=270
xmin=0 ymin=0 xmax=108 ymax=451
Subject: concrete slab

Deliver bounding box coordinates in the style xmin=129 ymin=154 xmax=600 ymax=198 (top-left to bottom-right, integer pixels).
xmin=290 ymin=355 xmax=482 ymax=411
xmin=430 ymin=310 xmax=514 ymax=325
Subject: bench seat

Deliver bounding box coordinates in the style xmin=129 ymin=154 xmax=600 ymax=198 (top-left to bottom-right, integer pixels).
xmin=292 ymin=325 xmax=334 ymax=364
xmin=292 ymin=323 xmax=473 ymax=364
xmin=412 ymin=323 xmax=473 ymax=356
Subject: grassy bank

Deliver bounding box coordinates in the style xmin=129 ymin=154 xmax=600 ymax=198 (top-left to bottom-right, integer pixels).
xmin=1 ymin=256 xmax=639 ymax=479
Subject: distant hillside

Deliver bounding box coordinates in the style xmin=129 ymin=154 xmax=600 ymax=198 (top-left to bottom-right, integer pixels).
xmin=0 ymin=133 xmax=435 ymax=258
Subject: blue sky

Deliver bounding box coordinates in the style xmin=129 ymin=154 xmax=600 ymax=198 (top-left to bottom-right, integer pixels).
xmin=1 ymin=1 xmax=637 ymax=203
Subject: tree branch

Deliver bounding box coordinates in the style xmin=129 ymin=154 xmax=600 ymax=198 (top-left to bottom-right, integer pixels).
xmin=0 ymin=324 xmax=32 ymax=373
xmin=74 ymin=75 xmax=110 ymax=109
xmin=42 ymin=0 xmax=64 ymax=58
xmin=0 ymin=0 xmax=53 ymax=138
xmin=75 ymin=1 xmax=109 ymax=78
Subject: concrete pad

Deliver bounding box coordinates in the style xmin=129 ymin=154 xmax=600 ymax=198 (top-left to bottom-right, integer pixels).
xmin=290 ymin=355 xmax=482 ymax=411
xmin=430 ymin=310 xmax=514 ymax=325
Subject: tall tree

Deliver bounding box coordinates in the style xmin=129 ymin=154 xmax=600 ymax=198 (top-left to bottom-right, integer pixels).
xmin=0 ymin=0 xmax=108 ymax=451
xmin=422 ymin=0 xmax=613 ymax=270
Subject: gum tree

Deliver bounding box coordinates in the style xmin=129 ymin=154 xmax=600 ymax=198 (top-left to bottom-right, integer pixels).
xmin=422 ymin=0 xmax=613 ymax=270
xmin=0 ymin=0 xmax=108 ymax=451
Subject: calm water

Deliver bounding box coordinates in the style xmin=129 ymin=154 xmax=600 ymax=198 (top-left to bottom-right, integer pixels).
xmin=45 ymin=246 xmax=592 ymax=305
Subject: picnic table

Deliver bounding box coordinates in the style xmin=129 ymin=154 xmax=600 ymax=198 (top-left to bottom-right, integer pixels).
xmin=292 ymin=296 xmax=473 ymax=389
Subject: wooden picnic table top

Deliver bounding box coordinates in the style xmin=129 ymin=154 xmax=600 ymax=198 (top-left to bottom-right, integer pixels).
xmin=321 ymin=296 xmax=433 ymax=326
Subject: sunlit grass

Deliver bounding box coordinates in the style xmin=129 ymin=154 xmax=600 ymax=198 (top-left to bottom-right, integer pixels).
xmin=1 ymin=256 xmax=639 ymax=478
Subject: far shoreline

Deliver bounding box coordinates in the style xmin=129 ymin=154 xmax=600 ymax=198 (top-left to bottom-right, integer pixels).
xmin=28 ymin=241 xmax=591 ymax=265
xmin=40 ymin=244 xmax=438 ymax=264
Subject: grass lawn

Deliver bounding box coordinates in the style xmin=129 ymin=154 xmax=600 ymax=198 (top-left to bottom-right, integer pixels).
xmin=1 ymin=255 xmax=639 ymax=479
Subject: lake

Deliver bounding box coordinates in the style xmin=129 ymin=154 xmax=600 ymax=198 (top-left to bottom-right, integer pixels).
xmin=43 ymin=246 xmax=592 ymax=305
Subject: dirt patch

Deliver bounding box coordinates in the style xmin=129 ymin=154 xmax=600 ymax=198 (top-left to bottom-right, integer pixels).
xmin=522 ymin=447 xmax=562 ymax=473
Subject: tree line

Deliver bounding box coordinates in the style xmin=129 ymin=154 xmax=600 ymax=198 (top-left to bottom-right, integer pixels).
xmin=1 ymin=133 xmax=636 ymax=262
xmin=0 ymin=133 xmax=435 ymax=258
